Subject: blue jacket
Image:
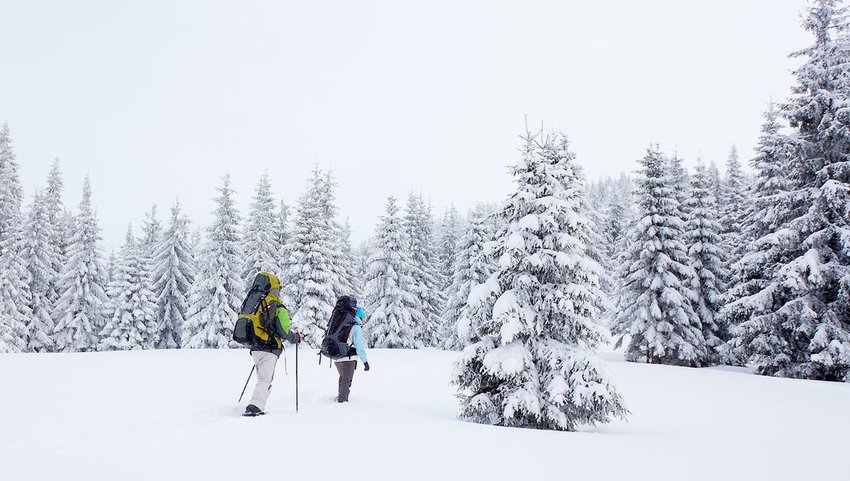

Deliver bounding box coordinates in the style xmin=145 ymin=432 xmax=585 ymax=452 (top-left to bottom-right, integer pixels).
xmin=350 ymin=308 xmax=368 ymax=363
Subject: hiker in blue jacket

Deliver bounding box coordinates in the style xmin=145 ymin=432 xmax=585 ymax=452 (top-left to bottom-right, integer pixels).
xmin=335 ymin=306 xmax=370 ymax=403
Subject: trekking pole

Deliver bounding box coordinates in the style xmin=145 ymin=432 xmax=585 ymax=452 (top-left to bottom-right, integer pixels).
xmin=238 ymin=365 xmax=255 ymax=403
xmin=295 ymin=340 xmax=300 ymax=413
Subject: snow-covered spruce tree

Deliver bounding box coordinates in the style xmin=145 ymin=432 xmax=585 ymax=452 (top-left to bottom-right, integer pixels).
xmin=0 ymin=219 xmax=30 ymax=354
xmin=453 ymin=131 xmax=627 ymax=431
xmin=404 ymin=192 xmax=446 ymax=347
xmin=340 ymin=219 xmax=361 ymax=296
xmin=320 ymin=170 xmax=356 ymax=299
xmin=284 ymin=168 xmax=336 ymax=346
xmin=720 ymin=104 xmax=797 ymax=365
xmin=100 ymin=226 xmax=157 ymax=351
xmin=0 ymin=123 xmax=31 ymax=353
xmin=106 ymin=250 xmax=117 ymax=285
xmin=139 ymin=205 xmax=162 ymax=256
xmin=727 ymin=0 xmax=850 ymax=381
xmin=242 ymin=171 xmax=280 ymax=288
xmin=668 ymin=151 xmax=691 ymax=210
xmin=436 ymin=204 xmax=462 ymax=290
xmin=275 ymin=198 xmax=291 ymax=275
xmin=44 ymin=159 xmax=70 ymax=302
xmin=52 ymin=176 xmax=109 ymax=352
xmin=685 ymin=162 xmax=726 ymax=360
xmin=612 ymin=145 xmax=708 ymax=366
xmin=707 ymin=161 xmax=724 ymax=212
xmin=602 ymin=176 xmax=636 ymax=287
xmin=0 ymin=123 xmax=24 ymax=242
xmin=442 ymin=206 xmax=496 ymax=350
xmin=719 ymin=145 xmax=749 ymax=261
xmin=22 ymin=190 xmax=58 ymax=352
xmin=151 ymin=201 xmax=196 ymax=349
xmin=183 ymin=175 xmax=244 ymax=349
xmin=364 ymin=196 xmax=424 ymax=349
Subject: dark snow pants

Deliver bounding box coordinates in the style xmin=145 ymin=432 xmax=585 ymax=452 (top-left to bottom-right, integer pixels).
xmin=335 ymin=360 xmax=357 ymax=402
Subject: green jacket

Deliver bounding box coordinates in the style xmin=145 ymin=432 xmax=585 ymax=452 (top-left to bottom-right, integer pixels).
xmin=253 ymin=301 xmax=297 ymax=356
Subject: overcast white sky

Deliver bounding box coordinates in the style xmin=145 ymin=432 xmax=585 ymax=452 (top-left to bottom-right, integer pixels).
xmin=1 ymin=0 xmax=811 ymax=251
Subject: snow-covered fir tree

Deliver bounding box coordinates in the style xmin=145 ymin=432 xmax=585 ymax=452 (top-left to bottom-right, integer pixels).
xmin=707 ymin=161 xmax=724 ymax=211
xmin=340 ymin=218 xmax=361 ymax=297
xmin=0 ymin=217 xmax=30 ymax=354
xmin=404 ymin=192 xmax=446 ymax=347
xmin=685 ymin=162 xmax=726 ymax=359
xmin=139 ymin=204 xmax=162 ymax=256
xmin=721 ymin=104 xmax=796 ymax=365
xmin=442 ymin=206 xmax=496 ymax=350
xmin=719 ymin=145 xmax=748 ymax=260
xmin=453 ymin=131 xmax=627 ymax=430
xmin=668 ymin=151 xmax=691 ymax=210
xmin=106 ymin=250 xmax=117 ymax=285
xmin=0 ymin=123 xmax=23 ymax=243
xmin=284 ymin=168 xmax=336 ymax=346
xmin=242 ymin=171 xmax=281 ymax=288
xmin=151 ymin=200 xmax=196 ymax=349
xmin=52 ymin=176 xmax=109 ymax=352
xmin=726 ymin=0 xmax=850 ymax=381
xmin=183 ymin=175 xmax=244 ymax=349
xmin=275 ymin=198 xmax=291 ymax=275
xmin=22 ymin=190 xmax=58 ymax=352
xmin=0 ymin=125 xmax=31 ymax=353
xmin=612 ymin=144 xmax=708 ymax=366
xmin=364 ymin=196 xmax=423 ymax=349
xmin=437 ymin=204 xmax=462 ymax=289
xmin=321 ymin=170 xmax=356 ymax=299
xmin=100 ymin=226 xmax=157 ymax=351
xmin=44 ymin=159 xmax=72 ymax=303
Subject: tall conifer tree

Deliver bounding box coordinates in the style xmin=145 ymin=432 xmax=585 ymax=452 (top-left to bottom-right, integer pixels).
xmin=612 ymin=145 xmax=707 ymax=366
xmin=183 ymin=175 xmax=243 ymax=349
xmin=454 ymin=131 xmax=627 ymax=430
xmin=53 ymin=176 xmax=109 ymax=352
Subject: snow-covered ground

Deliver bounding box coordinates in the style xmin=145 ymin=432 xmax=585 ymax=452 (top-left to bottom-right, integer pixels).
xmin=1 ymin=348 xmax=847 ymax=481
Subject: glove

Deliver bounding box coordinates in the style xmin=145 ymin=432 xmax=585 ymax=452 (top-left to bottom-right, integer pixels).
xmin=294 ymin=332 xmax=303 ymax=344
xmin=363 ymin=362 xmax=370 ymax=372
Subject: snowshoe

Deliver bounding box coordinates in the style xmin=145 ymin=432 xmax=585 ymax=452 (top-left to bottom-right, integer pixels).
xmin=242 ymin=404 xmax=265 ymax=417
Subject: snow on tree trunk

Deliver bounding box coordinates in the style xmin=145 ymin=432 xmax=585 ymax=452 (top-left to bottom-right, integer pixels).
xmin=183 ymin=175 xmax=244 ymax=349
xmin=612 ymin=144 xmax=708 ymax=367
xmin=453 ymin=131 xmax=628 ymax=431
xmin=364 ymin=196 xmax=424 ymax=349
xmin=52 ymin=176 xmax=109 ymax=352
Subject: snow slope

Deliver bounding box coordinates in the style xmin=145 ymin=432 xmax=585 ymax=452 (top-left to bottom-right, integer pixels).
xmin=0 ymin=348 xmax=847 ymax=481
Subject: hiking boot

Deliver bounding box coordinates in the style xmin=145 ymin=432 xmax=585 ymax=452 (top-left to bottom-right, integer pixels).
xmin=243 ymin=404 xmax=264 ymax=417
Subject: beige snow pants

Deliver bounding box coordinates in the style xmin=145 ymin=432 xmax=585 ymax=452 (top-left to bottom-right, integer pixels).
xmin=249 ymin=351 xmax=278 ymax=411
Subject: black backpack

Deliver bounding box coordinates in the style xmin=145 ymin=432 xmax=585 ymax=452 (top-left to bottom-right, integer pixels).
xmin=320 ymin=296 xmax=358 ymax=359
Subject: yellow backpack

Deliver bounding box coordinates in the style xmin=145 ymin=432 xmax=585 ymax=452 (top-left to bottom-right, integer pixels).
xmin=233 ymin=272 xmax=283 ymax=349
